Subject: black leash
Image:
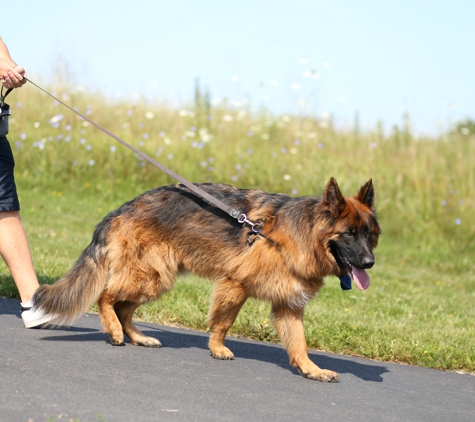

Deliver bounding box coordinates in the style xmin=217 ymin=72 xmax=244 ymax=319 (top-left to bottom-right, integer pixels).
xmin=0 ymin=86 xmax=13 ymax=103
xmin=0 ymin=87 xmax=13 ymax=135
xmin=22 ymin=78 xmax=268 ymax=237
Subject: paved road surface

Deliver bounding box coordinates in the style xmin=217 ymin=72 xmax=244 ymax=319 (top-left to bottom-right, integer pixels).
xmin=1 ymin=296 xmax=474 ymax=422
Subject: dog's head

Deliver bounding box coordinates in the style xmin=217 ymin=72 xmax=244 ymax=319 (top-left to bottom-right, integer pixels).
xmin=320 ymin=178 xmax=381 ymax=290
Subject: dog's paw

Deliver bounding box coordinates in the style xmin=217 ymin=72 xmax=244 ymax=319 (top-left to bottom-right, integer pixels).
xmin=304 ymin=369 xmax=340 ymax=383
xmin=131 ymin=337 xmax=162 ymax=348
xmin=109 ymin=334 xmax=125 ymax=346
xmin=143 ymin=337 xmax=162 ymax=348
xmin=210 ymin=346 xmax=235 ymax=360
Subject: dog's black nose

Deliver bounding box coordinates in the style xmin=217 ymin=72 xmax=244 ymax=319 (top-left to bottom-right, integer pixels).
xmin=362 ymin=257 xmax=375 ymax=269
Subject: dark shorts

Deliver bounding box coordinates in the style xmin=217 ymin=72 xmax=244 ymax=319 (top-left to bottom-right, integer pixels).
xmin=0 ymin=135 xmax=20 ymax=211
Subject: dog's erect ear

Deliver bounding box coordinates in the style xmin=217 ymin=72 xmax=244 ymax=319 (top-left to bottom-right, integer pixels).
xmin=356 ymin=179 xmax=375 ymax=210
xmin=323 ymin=177 xmax=346 ymax=218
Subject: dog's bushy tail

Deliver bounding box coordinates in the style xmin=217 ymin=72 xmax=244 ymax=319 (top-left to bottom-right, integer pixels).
xmin=33 ymin=242 xmax=109 ymax=325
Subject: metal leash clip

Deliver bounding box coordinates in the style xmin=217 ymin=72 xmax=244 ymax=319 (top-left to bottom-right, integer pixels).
xmin=237 ymin=213 xmax=261 ymax=233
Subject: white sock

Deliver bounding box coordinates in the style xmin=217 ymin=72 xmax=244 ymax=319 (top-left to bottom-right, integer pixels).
xmin=21 ymin=299 xmax=34 ymax=308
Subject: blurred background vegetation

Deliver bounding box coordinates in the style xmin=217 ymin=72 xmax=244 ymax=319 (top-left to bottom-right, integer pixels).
xmin=9 ymin=78 xmax=474 ymax=258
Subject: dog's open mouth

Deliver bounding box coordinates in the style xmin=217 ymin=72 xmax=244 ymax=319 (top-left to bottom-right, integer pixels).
xmin=335 ymin=250 xmax=370 ymax=291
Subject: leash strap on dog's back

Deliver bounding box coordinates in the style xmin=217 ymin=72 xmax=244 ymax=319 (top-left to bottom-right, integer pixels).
xmin=23 ymin=78 xmax=263 ymax=233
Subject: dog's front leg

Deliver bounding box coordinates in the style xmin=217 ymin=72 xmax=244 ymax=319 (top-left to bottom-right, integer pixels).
xmin=208 ymin=278 xmax=248 ymax=360
xmin=271 ymin=304 xmax=340 ymax=382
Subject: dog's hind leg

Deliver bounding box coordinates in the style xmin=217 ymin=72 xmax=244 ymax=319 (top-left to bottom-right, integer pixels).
xmin=271 ymin=304 xmax=340 ymax=383
xmin=98 ymin=291 xmax=124 ymax=346
xmin=208 ymin=278 xmax=248 ymax=360
xmin=114 ymin=301 xmax=161 ymax=348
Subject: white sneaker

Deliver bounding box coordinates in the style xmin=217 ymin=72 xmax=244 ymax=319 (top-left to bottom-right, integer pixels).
xmin=20 ymin=301 xmax=53 ymax=328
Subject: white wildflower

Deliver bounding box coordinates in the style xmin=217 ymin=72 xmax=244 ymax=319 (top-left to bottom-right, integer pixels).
xmin=49 ymin=114 xmax=63 ymax=125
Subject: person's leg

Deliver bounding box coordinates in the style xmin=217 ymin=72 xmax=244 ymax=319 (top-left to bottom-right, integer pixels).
xmin=0 ymin=210 xmax=40 ymax=303
xmin=0 ymin=127 xmax=51 ymax=326
xmin=0 ymin=210 xmax=51 ymax=327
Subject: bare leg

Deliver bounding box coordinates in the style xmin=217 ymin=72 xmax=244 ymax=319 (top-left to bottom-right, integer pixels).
xmin=208 ymin=279 xmax=248 ymax=359
xmin=271 ymin=304 xmax=339 ymax=382
xmin=114 ymin=301 xmax=161 ymax=347
xmin=0 ymin=211 xmax=39 ymax=303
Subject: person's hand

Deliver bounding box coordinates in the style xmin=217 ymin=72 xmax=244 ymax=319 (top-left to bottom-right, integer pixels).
xmin=1 ymin=65 xmax=26 ymax=89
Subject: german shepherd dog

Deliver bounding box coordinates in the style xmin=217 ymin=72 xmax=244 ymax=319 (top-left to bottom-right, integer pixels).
xmin=33 ymin=177 xmax=380 ymax=382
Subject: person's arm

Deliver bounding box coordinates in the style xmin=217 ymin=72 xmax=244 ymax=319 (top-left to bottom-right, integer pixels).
xmin=0 ymin=36 xmax=26 ymax=89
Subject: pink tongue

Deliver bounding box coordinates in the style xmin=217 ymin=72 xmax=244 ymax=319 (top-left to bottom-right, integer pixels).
xmin=352 ymin=266 xmax=370 ymax=290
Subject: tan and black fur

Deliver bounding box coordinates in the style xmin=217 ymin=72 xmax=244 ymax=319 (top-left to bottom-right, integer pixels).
xmin=34 ymin=177 xmax=380 ymax=382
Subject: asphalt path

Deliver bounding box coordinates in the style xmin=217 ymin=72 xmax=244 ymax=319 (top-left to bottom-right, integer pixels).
xmin=1 ymin=296 xmax=474 ymax=422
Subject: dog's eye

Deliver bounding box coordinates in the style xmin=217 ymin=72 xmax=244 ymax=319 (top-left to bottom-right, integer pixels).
xmin=364 ymin=225 xmax=373 ymax=237
xmin=343 ymin=230 xmax=355 ymax=238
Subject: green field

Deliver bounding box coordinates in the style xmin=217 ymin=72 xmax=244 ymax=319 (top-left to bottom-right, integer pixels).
xmin=1 ymin=80 xmax=474 ymax=374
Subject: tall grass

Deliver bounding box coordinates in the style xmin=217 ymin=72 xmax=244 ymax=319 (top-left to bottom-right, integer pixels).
xmin=10 ymin=80 xmax=474 ymax=259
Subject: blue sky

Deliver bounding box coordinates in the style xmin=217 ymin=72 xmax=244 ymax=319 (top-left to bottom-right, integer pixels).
xmin=4 ymin=0 xmax=474 ymax=135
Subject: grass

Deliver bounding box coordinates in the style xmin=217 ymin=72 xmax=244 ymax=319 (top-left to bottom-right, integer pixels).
xmin=0 ymin=79 xmax=474 ymax=374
